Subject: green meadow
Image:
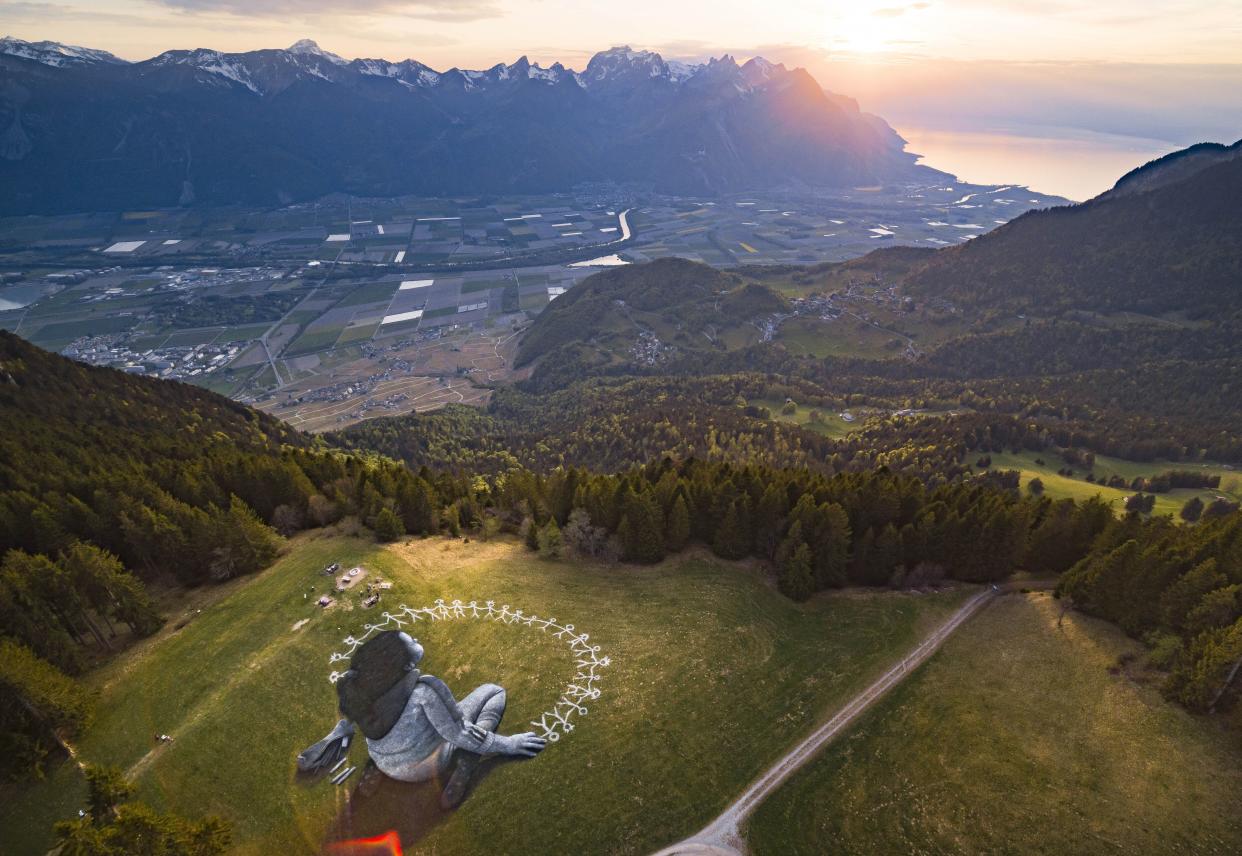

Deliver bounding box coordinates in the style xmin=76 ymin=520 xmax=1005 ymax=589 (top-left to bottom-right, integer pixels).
xmin=988 ymin=450 xmax=1241 ymax=518
xmin=748 ymin=591 xmax=1242 ymax=855
xmin=0 ymin=534 xmax=967 ymax=856
xmin=752 ymin=397 xmax=855 ymax=439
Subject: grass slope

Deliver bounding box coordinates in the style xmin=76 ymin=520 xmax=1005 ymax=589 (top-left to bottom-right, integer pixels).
xmin=988 ymin=451 xmax=1241 ymax=518
xmin=752 ymin=397 xmax=854 ymax=439
xmin=747 ymin=591 xmax=1242 ymax=855
xmin=1 ymin=534 xmax=968 ymax=856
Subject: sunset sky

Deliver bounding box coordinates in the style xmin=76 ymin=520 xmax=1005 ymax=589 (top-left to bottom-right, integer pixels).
xmin=4 ymin=0 xmax=1240 ymax=66
xmin=4 ymin=0 xmax=1240 ymax=198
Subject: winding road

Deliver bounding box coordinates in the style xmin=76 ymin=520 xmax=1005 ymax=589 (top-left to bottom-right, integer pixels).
xmin=650 ymin=586 xmax=1000 ymax=856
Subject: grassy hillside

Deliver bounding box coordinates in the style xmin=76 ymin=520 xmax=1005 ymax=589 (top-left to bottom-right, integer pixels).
xmin=987 ymin=451 xmax=1241 ymax=519
xmin=747 ymin=591 xmax=1242 ymax=855
xmin=0 ymin=533 xmax=969 ymax=856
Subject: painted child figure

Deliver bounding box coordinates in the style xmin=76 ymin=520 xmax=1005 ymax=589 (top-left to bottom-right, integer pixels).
xmin=300 ymin=630 xmax=546 ymax=809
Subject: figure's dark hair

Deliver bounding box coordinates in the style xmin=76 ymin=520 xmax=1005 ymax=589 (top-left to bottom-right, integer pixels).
xmin=337 ymin=631 xmax=420 ymax=738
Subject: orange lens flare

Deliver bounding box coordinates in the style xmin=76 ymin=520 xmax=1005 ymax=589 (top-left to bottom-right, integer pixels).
xmin=326 ymin=830 xmax=403 ymax=856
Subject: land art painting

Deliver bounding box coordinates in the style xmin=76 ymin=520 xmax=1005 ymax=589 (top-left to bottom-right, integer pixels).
xmin=298 ymin=598 xmax=609 ymax=850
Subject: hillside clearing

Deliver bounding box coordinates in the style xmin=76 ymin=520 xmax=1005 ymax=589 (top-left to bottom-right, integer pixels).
xmin=747 ymin=591 xmax=1242 ymax=855
xmin=0 ymin=535 xmax=969 ymax=856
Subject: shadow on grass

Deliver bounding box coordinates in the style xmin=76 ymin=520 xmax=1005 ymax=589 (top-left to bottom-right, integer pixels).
xmin=320 ymin=756 xmax=526 ymax=854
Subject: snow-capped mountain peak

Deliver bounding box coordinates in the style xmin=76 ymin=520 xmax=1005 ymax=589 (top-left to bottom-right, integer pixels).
xmin=740 ymin=56 xmax=786 ymax=87
xmin=288 ymin=39 xmax=346 ymax=66
xmin=583 ymin=45 xmax=671 ymax=83
xmin=0 ymin=36 xmax=127 ymax=68
xmin=665 ymin=59 xmax=703 ymax=83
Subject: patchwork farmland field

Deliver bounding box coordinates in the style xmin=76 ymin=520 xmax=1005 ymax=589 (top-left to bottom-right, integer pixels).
xmin=0 ymin=182 xmax=1065 ymax=426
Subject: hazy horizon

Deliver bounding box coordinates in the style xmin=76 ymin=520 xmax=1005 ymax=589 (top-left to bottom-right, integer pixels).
xmin=3 ymin=0 xmax=1241 ymax=200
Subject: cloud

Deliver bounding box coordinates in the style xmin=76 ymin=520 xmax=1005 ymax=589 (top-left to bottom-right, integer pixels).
xmin=0 ymin=1 xmax=156 ymax=26
xmin=151 ymin=0 xmax=499 ymax=22
xmin=873 ymin=7 xmax=906 ymax=17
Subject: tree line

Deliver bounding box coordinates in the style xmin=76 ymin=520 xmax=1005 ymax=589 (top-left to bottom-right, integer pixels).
xmin=1060 ymin=511 xmax=1242 ymax=719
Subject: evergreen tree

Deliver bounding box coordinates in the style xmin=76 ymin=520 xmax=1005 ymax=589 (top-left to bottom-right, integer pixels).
xmin=664 ymin=495 xmax=691 ymax=553
xmin=617 ymin=489 xmax=665 ymax=564
xmin=1161 ymin=559 xmax=1229 ymax=631
xmin=753 ymin=484 xmax=786 ymax=558
xmin=209 ymin=497 xmax=281 ymax=581
xmin=712 ymin=500 xmax=750 ymax=560
xmin=538 ymin=518 xmax=564 ymax=559
xmin=869 ymin=523 xmax=904 ymax=587
xmin=523 ymin=516 xmax=540 ymax=551
xmin=443 ymin=503 xmax=463 ymax=538
xmin=55 ymin=765 xmax=231 ymax=856
xmin=61 ymin=543 xmax=162 ymax=638
xmin=397 ymin=478 xmax=438 ymax=534
xmin=779 ymin=542 xmax=815 ymax=602
xmin=1181 ymin=496 xmax=1205 ymax=523
xmin=814 ymin=502 xmax=851 ymax=589
xmin=0 ymin=639 xmax=93 ymax=779
xmin=373 ymin=507 xmax=405 ymax=543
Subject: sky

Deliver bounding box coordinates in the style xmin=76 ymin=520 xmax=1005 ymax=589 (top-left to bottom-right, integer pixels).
xmin=3 ymin=0 xmax=1241 ymax=198
xmin=3 ymin=0 xmax=1241 ymax=66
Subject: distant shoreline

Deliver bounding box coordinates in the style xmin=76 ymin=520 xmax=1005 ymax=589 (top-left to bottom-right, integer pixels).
xmin=899 ymin=125 xmax=1184 ymax=201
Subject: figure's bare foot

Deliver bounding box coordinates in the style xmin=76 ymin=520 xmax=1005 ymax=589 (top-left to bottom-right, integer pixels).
xmin=440 ymin=754 xmax=481 ymax=810
xmin=356 ymin=759 xmax=382 ymax=798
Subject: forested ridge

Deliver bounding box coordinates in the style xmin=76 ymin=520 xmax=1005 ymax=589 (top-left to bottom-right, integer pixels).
xmin=514 ymin=258 xmax=790 ymax=386
xmin=0 ymin=331 xmax=453 ymax=780
xmin=902 ymin=147 xmax=1242 ymax=315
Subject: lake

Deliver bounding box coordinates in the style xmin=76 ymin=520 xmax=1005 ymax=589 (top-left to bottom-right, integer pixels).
xmin=899 ymin=126 xmax=1184 ymax=202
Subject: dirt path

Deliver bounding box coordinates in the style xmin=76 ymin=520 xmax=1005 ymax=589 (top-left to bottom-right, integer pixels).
xmin=650 ymin=586 xmax=999 ymax=856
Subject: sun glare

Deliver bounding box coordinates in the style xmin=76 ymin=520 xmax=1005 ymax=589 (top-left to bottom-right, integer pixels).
xmin=837 ymin=15 xmax=890 ymax=53
xmin=827 ymin=2 xmax=922 ymax=55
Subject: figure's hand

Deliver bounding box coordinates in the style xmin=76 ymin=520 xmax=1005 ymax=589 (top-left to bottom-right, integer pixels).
xmin=506 ymin=732 xmax=547 ymax=757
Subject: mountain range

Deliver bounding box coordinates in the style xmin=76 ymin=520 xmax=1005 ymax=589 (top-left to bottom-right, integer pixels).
xmin=0 ymin=37 xmax=940 ymax=215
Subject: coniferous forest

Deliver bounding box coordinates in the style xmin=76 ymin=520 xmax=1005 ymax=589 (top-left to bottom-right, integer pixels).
xmin=5 ymin=306 xmax=1242 ymax=788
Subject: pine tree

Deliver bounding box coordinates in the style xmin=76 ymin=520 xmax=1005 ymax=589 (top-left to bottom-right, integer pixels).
xmin=1181 ymin=496 xmax=1205 ymax=522
xmin=537 ymin=518 xmax=563 ymax=559
xmin=373 ymin=507 xmax=405 ymax=542
xmin=869 ymin=523 xmax=903 ymax=587
xmin=664 ymin=495 xmax=691 ymax=553
xmin=209 ymin=497 xmax=281 ymax=581
xmin=523 ymin=516 xmax=540 ymax=551
xmin=61 ymin=543 xmax=162 ymax=637
xmin=618 ymin=491 xmax=665 ymax=564
xmin=397 ymin=477 xmax=438 ymax=534
xmin=443 ymin=503 xmax=462 ymax=537
xmin=0 ymin=638 xmax=93 ymax=779
xmin=712 ymin=500 xmax=750 ymax=560
xmin=779 ymin=542 xmax=815 ymax=602
xmin=753 ymin=484 xmax=786 ymax=558
xmin=850 ymin=527 xmax=876 ymax=586
xmin=55 ymin=765 xmax=232 ymax=855
xmin=814 ymin=502 xmax=851 ymax=589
